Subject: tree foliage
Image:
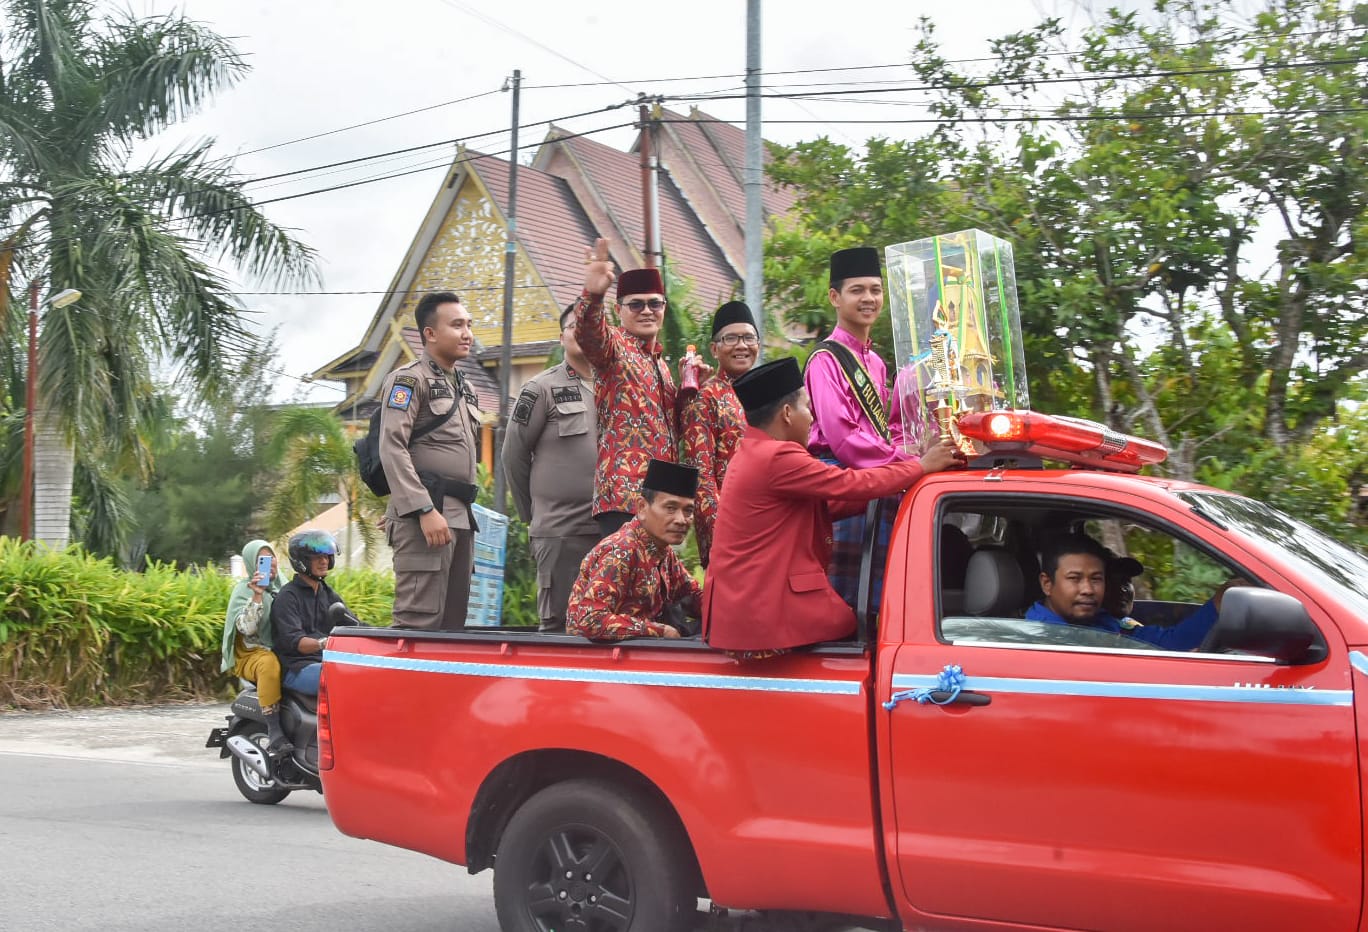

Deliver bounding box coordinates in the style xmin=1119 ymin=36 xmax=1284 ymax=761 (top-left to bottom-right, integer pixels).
xmin=765 ymin=0 xmax=1367 ymax=542
xmin=126 ymin=346 xmax=281 ymax=568
xmin=0 ymin=0 xmax=318 ymax=551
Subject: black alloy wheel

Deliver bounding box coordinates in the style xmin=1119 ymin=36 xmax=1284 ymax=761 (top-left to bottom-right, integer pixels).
xmin=493 ymin=779 xmax=695 ymax=932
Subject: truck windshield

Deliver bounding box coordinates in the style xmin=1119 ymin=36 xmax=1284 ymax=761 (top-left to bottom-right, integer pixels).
xmin=1179 ymin=490 xmax=1368 ymax=616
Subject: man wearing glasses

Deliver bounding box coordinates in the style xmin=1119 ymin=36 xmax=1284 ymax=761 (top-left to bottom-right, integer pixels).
xmin=575 ymin=238 xmax=707 ymax=536
xmin=681 ymin=301 xmax=759 ymax=566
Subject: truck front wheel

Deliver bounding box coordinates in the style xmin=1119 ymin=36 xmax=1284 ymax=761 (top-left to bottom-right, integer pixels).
xmin=493 ymin=779 xmax=695 ymax=932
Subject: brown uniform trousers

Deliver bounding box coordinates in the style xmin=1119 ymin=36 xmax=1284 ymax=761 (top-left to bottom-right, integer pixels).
xmin=379 ymin=351 xmax=481 ymax=631
xmin=501 ymin=362 xmax=599 ymax=631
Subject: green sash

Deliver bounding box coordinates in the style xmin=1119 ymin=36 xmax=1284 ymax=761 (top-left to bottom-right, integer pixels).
xmin=808 ymin=339 xmax=890 ymax=441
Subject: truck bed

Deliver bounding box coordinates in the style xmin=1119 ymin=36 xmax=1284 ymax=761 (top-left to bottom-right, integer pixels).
xmin=322 ymin=626 xmax=892 ymax=916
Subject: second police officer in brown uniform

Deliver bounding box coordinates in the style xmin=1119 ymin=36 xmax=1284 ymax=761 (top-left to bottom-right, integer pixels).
xmin=379 ymin=291 xmax=482 ymax=631
xmin=501 ymin=304 xmax=600 ymax=632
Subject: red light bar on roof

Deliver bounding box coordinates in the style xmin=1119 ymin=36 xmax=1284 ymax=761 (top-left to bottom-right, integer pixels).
xmin=958 ymin=410 xmax=1168 ymax=473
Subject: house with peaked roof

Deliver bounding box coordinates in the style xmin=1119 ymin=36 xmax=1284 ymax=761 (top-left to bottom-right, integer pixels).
xmin=312 ymin=108 xmax=797 ymax=463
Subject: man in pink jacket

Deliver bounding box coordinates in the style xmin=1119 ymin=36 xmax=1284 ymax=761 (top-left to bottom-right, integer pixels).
xmin=804 ymin=246 xmax=934 ymax=614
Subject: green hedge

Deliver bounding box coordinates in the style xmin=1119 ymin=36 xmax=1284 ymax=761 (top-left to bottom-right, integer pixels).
xmin=0 ymin=539 xmax=395 ymax=709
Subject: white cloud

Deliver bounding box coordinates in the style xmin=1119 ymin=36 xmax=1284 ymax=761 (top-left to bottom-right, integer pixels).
xmin=126 ymin=0 xmax=1049 ymax=400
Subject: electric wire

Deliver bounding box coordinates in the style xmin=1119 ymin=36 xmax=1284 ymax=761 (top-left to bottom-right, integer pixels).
xmin=663 ymin=55 xmax=1368 ymax=105
xmin=234 ymin=87 xmax=505 ymax=157
xmin=517 ymin=25 xmax=1368 ymax=89
xmin=432 ymin=0 xmax=636 ymax=94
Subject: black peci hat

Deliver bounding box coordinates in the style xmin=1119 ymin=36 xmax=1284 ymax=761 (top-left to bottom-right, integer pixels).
xmin=1107 ymin=555 xmax=1145 ymax=579
xmin=642 ymin=459 xmax=699 ymax=498
xmin=733 ymin=357 xmax=804 ymax=413
xmin=710 ymin=300 xmax=756 ymax=337
xmin=829 ymin=247 xmax=882 ymax=286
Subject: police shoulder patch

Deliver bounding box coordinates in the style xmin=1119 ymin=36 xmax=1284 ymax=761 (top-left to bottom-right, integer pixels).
xmin=387 ymin=374 xmax=418 ymax=410
xmin=512 ymin=387 xmax=538 ymax=425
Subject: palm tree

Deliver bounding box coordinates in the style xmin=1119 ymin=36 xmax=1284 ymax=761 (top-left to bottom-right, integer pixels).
xmin=265 ymin=407 xmax=385 ymax=567
xmin=0 ymin=0 xmax=317 ymax=553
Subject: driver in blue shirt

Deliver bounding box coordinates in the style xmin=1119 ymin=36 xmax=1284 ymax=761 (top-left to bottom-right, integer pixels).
xmin=1025 ymin=534 xmax=1227 ymax=651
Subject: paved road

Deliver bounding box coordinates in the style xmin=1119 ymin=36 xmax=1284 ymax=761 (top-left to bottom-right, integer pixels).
xmin=0 ymin=704 xmax=500 ymax=932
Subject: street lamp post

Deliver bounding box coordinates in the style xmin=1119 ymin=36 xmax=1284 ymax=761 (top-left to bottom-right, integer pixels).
xmin=19 ymin=285 xmax=82 ymax=543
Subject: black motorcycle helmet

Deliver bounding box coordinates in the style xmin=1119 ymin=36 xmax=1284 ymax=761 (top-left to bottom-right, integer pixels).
xmin=287 ymin=530 xmax=337 ymax=579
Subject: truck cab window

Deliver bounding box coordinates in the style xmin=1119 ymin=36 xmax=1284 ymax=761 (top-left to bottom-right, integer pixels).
xmin=936 ymin=501 xmax=1262 ymax=657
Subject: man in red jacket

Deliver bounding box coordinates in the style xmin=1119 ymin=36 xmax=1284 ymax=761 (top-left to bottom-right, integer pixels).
xmin=703 ymin=357 xmax=961 ymax=656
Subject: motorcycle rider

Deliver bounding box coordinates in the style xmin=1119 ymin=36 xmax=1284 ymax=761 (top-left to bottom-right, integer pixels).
xmin=270 ymin=531 xmax=344 ymax=696
xmin=220 ymin=539 xmax=290 ymax=755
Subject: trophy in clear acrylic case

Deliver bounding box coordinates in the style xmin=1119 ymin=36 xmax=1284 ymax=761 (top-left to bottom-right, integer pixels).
xmin=885 ymin=229 xmax=1029 ymax=456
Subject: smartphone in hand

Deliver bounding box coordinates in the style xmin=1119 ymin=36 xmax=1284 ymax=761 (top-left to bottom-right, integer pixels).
xmin=256 ymin=554 xmax=273 ymax=585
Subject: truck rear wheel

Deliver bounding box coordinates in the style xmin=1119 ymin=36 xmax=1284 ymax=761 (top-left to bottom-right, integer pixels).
xmin=493 ymin=779 xmax=695 ymax=932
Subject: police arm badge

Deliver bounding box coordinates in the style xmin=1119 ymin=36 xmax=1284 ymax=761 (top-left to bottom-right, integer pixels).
xmin=387 ymin=375 xmax=418 ymax=410
xmin=512 ymin=387 xmax=538 ymax=425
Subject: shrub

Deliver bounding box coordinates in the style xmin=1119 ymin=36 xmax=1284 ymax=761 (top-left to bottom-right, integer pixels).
xmin=0 ymin=539 xmax=395 ymax=709
xmin=0 ymin=538 xmax=230 ymax=708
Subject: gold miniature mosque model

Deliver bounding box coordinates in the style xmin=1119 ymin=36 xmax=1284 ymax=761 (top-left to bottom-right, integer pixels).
xmin=885 ymin=229 xmax=1030 ymax=455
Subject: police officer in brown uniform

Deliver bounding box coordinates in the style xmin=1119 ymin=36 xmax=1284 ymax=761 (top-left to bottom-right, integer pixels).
xmin=501 ymin=305 xmax=599 ymax=631
xmin=379 ymin=291 xmax=482 ymax=631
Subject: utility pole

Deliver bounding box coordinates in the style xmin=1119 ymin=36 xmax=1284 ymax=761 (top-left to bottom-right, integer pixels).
xmin=19 ymin=281 xmax=38 ymax=542
xmin=638 ymin=100 xmax=661 ymax=268
xmin=492 ymin=69 xmax=521 ymax=516
xmin=744 ymin=0 xmax=764 ymax=358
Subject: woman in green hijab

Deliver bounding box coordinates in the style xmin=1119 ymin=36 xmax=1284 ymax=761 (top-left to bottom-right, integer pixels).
xmin=220 ymin=539 xmax=290 ymax=754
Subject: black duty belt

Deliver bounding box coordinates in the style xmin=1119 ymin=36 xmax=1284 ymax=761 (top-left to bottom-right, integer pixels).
xmin=417 ymin=473 xmax=481 ymax=531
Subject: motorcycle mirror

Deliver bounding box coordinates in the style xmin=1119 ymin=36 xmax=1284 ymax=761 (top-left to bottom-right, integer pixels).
xmin=328 ymin=602 xmax=360 ymax=627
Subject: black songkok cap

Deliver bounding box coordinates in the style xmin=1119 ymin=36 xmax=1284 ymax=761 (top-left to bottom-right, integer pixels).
xmin=1104 ymin=549 xmax=1145 ymax=579
xmin=642 ymin=459 xmax=699 ymax=499
xmin=734 ymin=357 xmax=804 ymax=413
xmin=711 ymin=300 xmax=756 ymax=337
xmin=829 ymin=247 xmax=882 ymax=286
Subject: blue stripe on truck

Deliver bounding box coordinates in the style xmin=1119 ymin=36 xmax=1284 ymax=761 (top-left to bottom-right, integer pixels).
xmin=891 ymin=672 xmax=1351 ymax=706
xmin=325 ymin=650 xmax=863 ymax=695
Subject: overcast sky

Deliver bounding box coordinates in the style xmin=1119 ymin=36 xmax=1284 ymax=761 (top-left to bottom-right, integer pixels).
xmin=128 ymin=0 xmax=1096 ymax=403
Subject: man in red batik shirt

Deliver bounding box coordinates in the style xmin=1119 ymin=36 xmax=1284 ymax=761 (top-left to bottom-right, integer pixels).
xmin=568 ymin=459 xmax=704 ymax=642
xmin=574 ymin=238 xmax=709 ymax=537
xmin=680 ymin=300 xmax=758 ymax=566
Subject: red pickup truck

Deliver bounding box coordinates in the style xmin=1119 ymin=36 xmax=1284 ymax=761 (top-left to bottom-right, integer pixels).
xmin=319 ymin=414 xmax=1368 ymax=932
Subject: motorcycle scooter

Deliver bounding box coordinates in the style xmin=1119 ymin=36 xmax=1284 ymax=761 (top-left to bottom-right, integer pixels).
xmin=206 ymin=603 xmax=358 ymax=804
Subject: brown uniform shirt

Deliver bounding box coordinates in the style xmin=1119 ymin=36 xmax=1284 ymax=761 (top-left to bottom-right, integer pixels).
xmin=378 ymin=351 xmax=481 ymax=529
xmin=502 ymin=362 xmax=599 ymax=539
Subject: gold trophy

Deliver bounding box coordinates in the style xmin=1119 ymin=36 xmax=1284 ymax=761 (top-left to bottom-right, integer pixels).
xmin=926 ymin=331 xmax=978 ymax=456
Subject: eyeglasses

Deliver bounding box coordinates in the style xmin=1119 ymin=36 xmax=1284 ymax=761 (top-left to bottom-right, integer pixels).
xmin=716 ymin=333 xmax=759 ymax=348
xmin=620 ymin=299 xmax=666 ymax=313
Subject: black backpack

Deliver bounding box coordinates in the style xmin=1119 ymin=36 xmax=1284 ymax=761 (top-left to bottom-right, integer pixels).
xmin=354 ymin=401 xmax=455 ymax=497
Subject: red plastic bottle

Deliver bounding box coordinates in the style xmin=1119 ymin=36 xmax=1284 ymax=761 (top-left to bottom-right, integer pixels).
xmin=680 ymin=344 xmax=700 ymax=398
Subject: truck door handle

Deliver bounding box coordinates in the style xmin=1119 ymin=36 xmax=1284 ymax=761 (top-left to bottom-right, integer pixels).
xmin=884 ymin=688 xmax=992 ymax=710
xmin=884 ymin=665 xmax=991 ymax=710
xmin=927 ymin=689 xmax=991 ymax=706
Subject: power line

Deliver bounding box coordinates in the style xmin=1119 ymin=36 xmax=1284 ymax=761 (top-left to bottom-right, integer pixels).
xmin=13 ymin=120 xmax=638 ymax=256
xmin=517 ymin=25 xmax=1368 ymax=89
xmin=673 ymin=106 xmax=1368 ymax=126
xmin=433 ymin=0 xmax=636 ymax=95
xmin=235 ymin=88 xmax=505 ymax=157
xmin=665 ymin=55 xmax=1368 ymax=106
xmin=239 ymin=122 xmax=635 ymax=211
xmin=221 ymin=283 xmax=587 ymax=296
xmin=239 ymin=101 xmax=627 ymax=188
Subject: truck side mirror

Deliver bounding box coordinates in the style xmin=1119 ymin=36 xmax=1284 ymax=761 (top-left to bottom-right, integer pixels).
xmin=1206 ymin=588 xmax=1328 ymax=665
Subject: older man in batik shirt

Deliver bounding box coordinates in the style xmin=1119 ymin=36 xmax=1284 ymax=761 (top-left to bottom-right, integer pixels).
xmin=567 ymin=460 xmax=704 ymax=642
xmin=680 ymin=300 xmax=758 ymax=566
